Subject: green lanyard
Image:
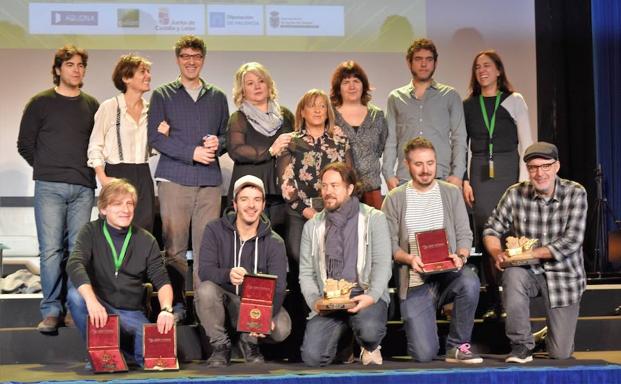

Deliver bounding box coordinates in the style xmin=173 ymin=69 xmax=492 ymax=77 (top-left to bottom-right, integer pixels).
xmin=479 ymin=91 xmax=502 ymax=178
xmin=102 ymin=221 xmax=132 ymax=277
xmin=479 ymin=91 xmax=502 ymax=158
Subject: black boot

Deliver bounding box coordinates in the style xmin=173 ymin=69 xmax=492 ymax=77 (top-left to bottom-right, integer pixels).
xmin=207 ymin=344 xmax=231 ymax=368
xmin=238 ymin=335 xmax=264 ymax=364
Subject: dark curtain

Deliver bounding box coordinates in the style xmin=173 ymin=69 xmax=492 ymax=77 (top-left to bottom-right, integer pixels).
xmin=591 ymin=0 xmax=621 ymax=270
xmin=535 ymin=0 xmax=599 ymax=271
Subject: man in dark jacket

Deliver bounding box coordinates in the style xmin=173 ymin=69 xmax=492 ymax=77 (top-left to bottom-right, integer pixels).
xmin=195 ymin=175 xmax=290 ymax=367
xmin=66 ymin=179 xmax=174 ymax=367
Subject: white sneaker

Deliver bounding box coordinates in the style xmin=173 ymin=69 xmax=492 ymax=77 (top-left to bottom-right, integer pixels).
xmin=360 ymin=346 xmax=383 ymax=365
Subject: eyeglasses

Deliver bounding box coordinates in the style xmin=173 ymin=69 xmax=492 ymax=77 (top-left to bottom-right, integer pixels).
xmin=178 ymin=53 xmax=204 ymax=61
xmin=526 ymin=161 xmax=557 ymax=173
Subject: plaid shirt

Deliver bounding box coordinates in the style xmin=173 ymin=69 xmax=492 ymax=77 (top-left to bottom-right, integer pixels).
xmin=483 ymin=177 xmax=587 ymax=308
xmin=148 ymin=79 xmax=229 ymax=186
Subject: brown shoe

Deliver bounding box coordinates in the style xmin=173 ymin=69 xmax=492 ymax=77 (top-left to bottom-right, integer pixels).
xmin=63 ymin=311 xmax=75 ymax=328
xmin=37 ymin=316 xmax=60 ymax=333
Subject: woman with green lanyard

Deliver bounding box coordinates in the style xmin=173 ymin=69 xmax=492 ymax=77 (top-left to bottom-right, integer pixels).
xmin=462 ymin=50 xmax=533 ymax=319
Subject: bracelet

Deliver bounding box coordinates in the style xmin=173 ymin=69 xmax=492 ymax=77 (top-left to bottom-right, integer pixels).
xmin=268 ymin=146 xmax=275 ymax=157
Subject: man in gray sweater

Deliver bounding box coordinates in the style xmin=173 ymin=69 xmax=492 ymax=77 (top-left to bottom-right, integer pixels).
xmin=382 ymin=137 xmax=481 ymax=364
xmin=299 ymin=163 xmax=392 ymax=367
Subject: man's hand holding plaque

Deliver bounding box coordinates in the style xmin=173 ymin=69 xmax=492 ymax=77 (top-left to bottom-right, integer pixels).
xmin=86 ymin=314 xmax=128 ymax=373
xmin=499 ymin=236 xmax=540 ymax=268
xmin=414 ymin=229 xmax=458 ymax=275
xmin=237 ymin=274 xmax=277 ymax=335
xmin=143 ymin=324 xmax=178 ymax=371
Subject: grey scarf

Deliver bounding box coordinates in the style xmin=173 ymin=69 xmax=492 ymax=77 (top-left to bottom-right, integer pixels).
xmin=239 ymin=100 xmax=283 ymax=137
xmin=325 ymin=197 xmax=360 ymax=282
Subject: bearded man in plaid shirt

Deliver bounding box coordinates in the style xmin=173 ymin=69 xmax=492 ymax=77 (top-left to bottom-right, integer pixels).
xmin=483 ymin=141 xmax=587 ymax=364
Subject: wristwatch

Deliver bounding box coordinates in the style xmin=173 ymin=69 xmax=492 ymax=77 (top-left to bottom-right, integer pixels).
xmin=161 ymin=306 xmax=173 ymax=314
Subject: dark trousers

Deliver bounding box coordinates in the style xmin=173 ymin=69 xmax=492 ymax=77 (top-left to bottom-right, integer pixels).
xmin=283 ymin=206 xmax=308 ymax=360
xmin=194 ymin=281 xmax=291 ymax=347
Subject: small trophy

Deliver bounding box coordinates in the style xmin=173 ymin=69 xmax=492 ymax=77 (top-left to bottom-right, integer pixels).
xmin=500 ymin=236 xmax=540 ymax=268
xmin=315 ymin=278 xmax=356 ymax=312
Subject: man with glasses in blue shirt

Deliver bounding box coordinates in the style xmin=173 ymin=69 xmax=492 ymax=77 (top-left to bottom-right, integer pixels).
xmin=483 ymin=142 xmax=587 ymax=363
xmin=148 ymin=35 xmax=229 ymax=321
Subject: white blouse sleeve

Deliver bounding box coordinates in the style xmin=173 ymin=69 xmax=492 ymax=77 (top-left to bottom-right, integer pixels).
xmin=87 ymin=97 xmax=116 ymax=168
xmin=509 ymin=93 xmax=534 ymax=182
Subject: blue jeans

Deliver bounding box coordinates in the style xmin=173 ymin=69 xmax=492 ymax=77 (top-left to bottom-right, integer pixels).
xmin=67 ymin=286 xmax=149 ymax=366
xmin=400 ymin=267 xmax=480 ymax=362
xmin=301 ymin=299 xmax=388 ymax=367
xmin=503 ymin=267 xmax=580 ymax=359
xmin=34 ymin=180 xmax=94 ymax=318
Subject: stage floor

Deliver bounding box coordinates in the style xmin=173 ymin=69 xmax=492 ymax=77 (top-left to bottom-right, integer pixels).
xmin=2 ymin=351 xmax=620 ymax=383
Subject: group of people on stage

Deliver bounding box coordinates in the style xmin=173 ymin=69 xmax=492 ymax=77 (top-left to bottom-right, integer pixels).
xmin=16 ymin=34 xmax=587 ymax=369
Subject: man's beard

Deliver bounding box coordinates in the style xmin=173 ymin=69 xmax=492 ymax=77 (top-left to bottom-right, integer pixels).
xmin=411 ymin=68 xmax=435 ymax=82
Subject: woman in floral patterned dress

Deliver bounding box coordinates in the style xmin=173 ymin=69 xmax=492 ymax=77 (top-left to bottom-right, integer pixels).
xmin=277 ymin=89 xmax=353 ymax=265
xmin=277 ymin=89 xmax=352 ymax=359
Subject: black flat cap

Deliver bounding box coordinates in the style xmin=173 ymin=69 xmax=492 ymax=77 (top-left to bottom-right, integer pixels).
xmin=523 ymin=142 xmax=559 ymax=162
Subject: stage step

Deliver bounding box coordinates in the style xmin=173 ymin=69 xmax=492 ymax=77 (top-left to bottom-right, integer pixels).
xmin=0 ymin=326 xmax=85 ymax=364
xmin=2 ymin=284 xmax=620 ymax=364
xmin=380 ymin=316 xmax=621 ymax=357
xmin=2 ymin=316 xmax=620 ymax=364
xmin=3 ymin=284 xmax=620 ymax=328
xmin=0 ymin=324 xmax=205 ymax=364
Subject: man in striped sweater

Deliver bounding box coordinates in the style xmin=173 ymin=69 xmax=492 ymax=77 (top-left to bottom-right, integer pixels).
xmin=382 ymin=136 xmax=482 ymax=364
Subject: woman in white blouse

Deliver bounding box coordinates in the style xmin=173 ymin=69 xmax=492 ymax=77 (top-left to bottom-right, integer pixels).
xmin=87 ymin=54 xmax=163 ymax=232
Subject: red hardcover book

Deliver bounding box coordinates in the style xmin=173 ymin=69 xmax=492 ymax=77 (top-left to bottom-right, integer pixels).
xmin=237 ymin=274 xmax=277 ymax=334
xmin=414 ymin=229 xmax=457 ymax=274
xmin=143 ymin=324 xmax=179 ymax=371
xmin=86 ymin=314 xmax=128 ymax=373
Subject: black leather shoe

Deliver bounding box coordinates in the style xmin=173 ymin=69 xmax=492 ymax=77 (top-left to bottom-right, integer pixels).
xmin=207 ymin=344 xmax=231 ymax=368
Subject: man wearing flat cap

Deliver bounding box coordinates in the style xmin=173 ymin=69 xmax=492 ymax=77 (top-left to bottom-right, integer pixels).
xmin=483 ymin=141 xmax=587 ymax=363
xmin=194 ymin=175 xmax=291 ymax=367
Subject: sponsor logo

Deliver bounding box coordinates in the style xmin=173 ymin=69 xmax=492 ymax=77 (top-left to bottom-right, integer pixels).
xmin=158 ymin=7 xmax=170 ymax=25
xmin=51 ymin=11 xmax=97 ymax=26
xmin=210 ymin=12 xmax=225 ymax=28
xmin=117 ymin=9 xmax=139 ymax=28
xmin=269 ymin=11 xmax=280 ymax=28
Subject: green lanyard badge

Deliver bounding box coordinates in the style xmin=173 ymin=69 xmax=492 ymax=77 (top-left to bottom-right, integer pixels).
xmin=102 ymin=221 xmax=132 ymax=277
xmin=479 ymin=92 xmax=502 ymax=178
